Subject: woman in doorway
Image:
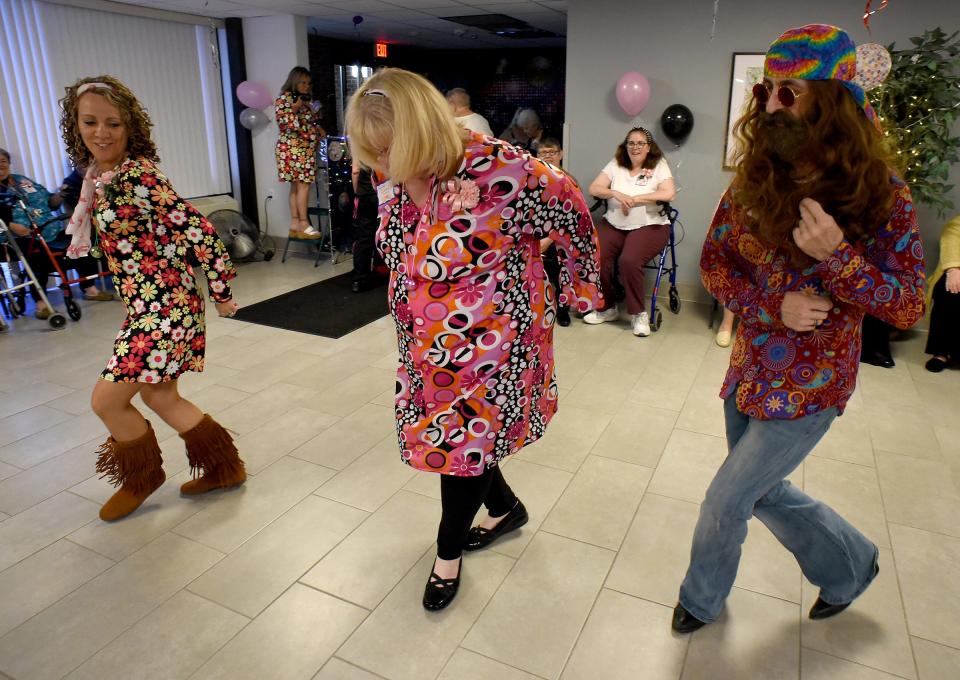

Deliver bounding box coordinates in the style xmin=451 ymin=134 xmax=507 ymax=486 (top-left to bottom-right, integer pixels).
xmin=276 ymin=66 xmax=325 ymax=239
xmin=60 ymin=76 xmax=246 ymax=521
xmin=347 ymin=68 xmax=601 ymax=611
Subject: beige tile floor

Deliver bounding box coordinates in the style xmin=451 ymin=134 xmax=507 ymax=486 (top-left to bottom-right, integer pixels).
xmin=1 ymin=255 xmax=959 ymax=680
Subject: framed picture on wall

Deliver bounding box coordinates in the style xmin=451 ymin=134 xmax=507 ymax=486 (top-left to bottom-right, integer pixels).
xmin=723 ymin=52 xmax=765 ymax=169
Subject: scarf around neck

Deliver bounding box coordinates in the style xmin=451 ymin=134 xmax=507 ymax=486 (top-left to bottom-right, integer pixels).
xmin=65 ymin=162 xmax=120 ymax=259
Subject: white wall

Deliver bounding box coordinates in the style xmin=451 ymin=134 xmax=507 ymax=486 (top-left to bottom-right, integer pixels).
xmin=565 ymin=0 xmax=960 ymax=301
xmin=242 ymin=14 xmax=309 ymax=236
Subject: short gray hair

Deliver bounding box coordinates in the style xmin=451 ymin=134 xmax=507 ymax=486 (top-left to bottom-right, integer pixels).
xmin=446 ymin=88 xmax=470 ymax=108
xmin=516 ymin=108 xmax=541 ymax=129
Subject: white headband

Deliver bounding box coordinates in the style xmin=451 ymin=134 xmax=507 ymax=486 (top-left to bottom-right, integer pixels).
xmin=77 ymin=82 xmax=113 ymax=95
xmin=364 ymin=89 xmax=388 ymax=98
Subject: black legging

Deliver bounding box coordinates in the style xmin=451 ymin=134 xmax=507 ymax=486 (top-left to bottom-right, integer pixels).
xmin=352 ymin=194 xmax=378 ymax=283
xmin=861 ymin=313 xmax=892 ymax=358
xmin=542 ymin=243 xmax=568 ymax=312
xmin=925 ymin=273 xmax=960 ymax=358
xmin=437 ymin=465 xmax=518 ymax=560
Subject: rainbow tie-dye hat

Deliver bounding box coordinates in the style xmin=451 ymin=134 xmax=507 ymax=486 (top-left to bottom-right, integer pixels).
xmin=764 ymin=24 xmax=879 ymax=126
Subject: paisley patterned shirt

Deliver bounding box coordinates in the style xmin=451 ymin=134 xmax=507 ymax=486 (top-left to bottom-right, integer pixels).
xmin=376 ymin=134 xmax=602 ymax=475
xmin=701 ymin=177 xmax=925 ymax=419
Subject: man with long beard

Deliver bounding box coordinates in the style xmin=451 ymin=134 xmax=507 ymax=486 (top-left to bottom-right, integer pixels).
xmin=672 ymin=24 xmax=926 ymax=633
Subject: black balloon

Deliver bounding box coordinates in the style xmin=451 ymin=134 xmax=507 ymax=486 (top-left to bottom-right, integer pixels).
xmin=661 ymin=104 xmax=694 ymax=143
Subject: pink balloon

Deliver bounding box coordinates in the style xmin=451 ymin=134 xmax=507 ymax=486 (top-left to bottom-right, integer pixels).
xmin=616 ymin=72 xmax=651 ymax=117
xmin=236 ymin=81 xmax=272 ymax=110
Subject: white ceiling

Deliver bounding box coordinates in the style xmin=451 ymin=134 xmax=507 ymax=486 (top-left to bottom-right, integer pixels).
xmin=107 ymin=1 xmax=568 ymax=49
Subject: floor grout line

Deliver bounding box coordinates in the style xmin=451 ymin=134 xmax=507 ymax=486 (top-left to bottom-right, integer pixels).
xmin=2 ymin=263 xmax=958 ymax=680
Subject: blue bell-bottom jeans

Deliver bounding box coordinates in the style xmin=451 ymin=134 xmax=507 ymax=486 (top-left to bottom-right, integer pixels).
xmin=678 ymin=393 xmax=879 ymax=623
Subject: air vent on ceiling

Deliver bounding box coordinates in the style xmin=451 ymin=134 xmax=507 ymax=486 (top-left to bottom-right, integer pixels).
xmin=440 ymin=13 xmax=557 ymax=39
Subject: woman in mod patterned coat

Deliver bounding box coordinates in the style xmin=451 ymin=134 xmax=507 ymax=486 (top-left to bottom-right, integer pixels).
xmin=60 ymin=76 xmax=246 ymax=522
xmin=347 ymin=68 xmax=602 ymax=611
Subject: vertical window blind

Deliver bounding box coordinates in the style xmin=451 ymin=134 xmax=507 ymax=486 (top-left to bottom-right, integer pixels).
xmin=0 ymin=0 xmax=231 ymax=198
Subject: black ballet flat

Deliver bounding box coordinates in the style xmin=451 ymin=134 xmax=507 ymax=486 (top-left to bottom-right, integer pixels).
xmin=464 ymin=500 xmax=529 ymax=551
xmin=671 ymin=603 xmax=708 ymax=633
xmin=422 ymin=564 xmax=461 ymax=611
xmin=809 ymin=563 xmax=879 ymax=620
xmin=925 ymin=356 xmax=950 ymax=373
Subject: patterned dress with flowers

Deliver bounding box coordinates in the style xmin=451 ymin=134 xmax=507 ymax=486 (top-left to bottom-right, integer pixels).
xmin=377 ymin=133 xmax=602 ymax=477
xmin=275 ymin=92 xmax=322 ymax=183
xmin=94 ymin=158 xmax=236 ymax=383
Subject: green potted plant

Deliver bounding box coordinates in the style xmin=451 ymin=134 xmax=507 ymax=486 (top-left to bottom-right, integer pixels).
xmin=872 ymin=28 xmax=960 ymax=216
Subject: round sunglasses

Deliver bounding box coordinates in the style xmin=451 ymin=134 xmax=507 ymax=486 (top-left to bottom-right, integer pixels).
xmin=752 ymin=82 xmax=805 ymax=108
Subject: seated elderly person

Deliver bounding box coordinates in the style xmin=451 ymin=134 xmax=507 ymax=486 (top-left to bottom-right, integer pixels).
xmin=0 ymin=148 xmax=111 ymax=319
xmin=499 ymin=108 xmax=543 ymax=153
xmin=585 ymin=127 xmax=676 ymax=336
xmin=924 ymin=214 xmax=960 ymax=372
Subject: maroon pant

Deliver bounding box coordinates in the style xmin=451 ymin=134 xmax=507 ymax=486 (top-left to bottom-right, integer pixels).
xmin=597 ymin=218 xmax=670 ymax=314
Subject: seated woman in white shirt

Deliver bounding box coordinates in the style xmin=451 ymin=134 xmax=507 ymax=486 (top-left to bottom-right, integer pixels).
xmin=586 ymin=127 xmax=676 ymax=336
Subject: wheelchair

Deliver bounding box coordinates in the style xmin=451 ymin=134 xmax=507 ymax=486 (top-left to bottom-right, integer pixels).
xmin=590 ymin=199 xmax=682 ymax=332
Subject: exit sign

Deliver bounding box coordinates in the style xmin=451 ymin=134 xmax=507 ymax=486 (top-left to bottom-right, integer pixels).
xmin=375 ymin=43 xmax=388 ymax=58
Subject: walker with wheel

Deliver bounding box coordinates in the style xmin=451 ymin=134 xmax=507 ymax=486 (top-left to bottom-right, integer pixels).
xmin=0 ymin=217 xmax=67 ymax=329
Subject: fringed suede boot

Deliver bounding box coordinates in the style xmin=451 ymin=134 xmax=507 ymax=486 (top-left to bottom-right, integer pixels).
xmin=96 ymin=422 xmax=166 ymax=521
xmin=179 ymin=414 xmax=246 ymax=495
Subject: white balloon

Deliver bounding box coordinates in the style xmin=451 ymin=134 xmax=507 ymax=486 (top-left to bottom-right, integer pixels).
xmin=239 ymin=107 xmax=269 ymax=131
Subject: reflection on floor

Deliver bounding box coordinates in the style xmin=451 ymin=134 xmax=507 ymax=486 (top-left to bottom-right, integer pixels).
xmin=1 ymin=255 xmax=958 ymax=680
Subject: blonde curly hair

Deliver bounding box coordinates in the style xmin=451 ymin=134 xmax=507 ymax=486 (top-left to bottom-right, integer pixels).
xmin=59 ymin=75 xmax=159 ymax=168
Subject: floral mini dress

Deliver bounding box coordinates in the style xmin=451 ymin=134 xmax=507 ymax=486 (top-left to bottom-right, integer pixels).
xmin=275 ymin=92 xmax=322 ymax=183
xmin=94 ymin=158 xmax=236 ymax=383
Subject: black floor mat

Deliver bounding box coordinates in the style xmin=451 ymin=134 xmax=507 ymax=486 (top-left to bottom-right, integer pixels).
xmin=231 ymin=273 xmax=389 ymax=338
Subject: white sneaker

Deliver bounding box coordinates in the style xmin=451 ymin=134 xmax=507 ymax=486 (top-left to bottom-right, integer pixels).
xmin=583 ymin=306 xmax=618 ymax=325
xmin=632 ymin=312 xmax=651 ymax=336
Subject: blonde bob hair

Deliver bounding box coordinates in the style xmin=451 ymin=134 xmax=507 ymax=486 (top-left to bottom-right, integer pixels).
xmin=346 ymin=68 xmax=465 ymax=183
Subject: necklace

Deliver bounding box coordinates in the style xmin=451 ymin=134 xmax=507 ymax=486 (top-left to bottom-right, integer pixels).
xmin=398 ymin=176 xmax=438 ymax=289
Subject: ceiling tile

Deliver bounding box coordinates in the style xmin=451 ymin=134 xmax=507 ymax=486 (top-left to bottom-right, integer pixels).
xmin=420 ymin=6 xmax=489 ymax=17
xmin=359 ymin=9 xmax=436 ymax=20
xmin=310 ymin=0 xmax=398 ymax=10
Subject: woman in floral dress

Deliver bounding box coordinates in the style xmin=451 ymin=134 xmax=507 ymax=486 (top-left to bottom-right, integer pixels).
xmin=275 ymin=66 xmax=324 ymax=238
xmin=60 ymin=76 xmax=246 ymax=521
xmin=347 ymin=68 xmax=602 ymax=611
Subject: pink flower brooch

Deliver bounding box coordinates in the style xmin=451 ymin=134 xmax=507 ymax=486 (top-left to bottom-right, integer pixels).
xmin=440 ymin=178 xmax=480 ymax=212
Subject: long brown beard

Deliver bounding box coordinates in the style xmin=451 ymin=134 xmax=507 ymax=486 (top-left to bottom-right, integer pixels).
xmin=757 ymin=110 xmax=812 ymax=165
xmin=735 ymin=111 xmax=822 ymax=262
xmin=732 ymin=80 xmax=896 ymax=264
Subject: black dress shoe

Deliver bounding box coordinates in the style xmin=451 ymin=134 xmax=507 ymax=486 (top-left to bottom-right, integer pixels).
xmin=808 ymin=597 xmax=850 ymax=620
xmin=925 ymin=356 xmax=950 ymax=373
xmin=671 ymin=603 xmax=707 ymax=633
xmin=809 ymin=563 xmax=879 ymax=620
xmin=860 ymin=349 xmax=895 ymax=368
xmin=557 ymin=306 xmax=571 ymax=327
xmin=464 ymin=500 xmax=528 ymax=551
xmin=422 ymin=563 xmax=461 ymax=611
